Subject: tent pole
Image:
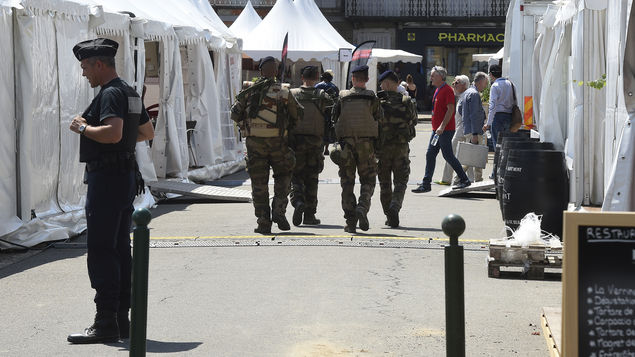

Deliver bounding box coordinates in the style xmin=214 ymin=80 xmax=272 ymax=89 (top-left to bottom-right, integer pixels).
xmin=12 ymin=9 xmax=21 ymax=220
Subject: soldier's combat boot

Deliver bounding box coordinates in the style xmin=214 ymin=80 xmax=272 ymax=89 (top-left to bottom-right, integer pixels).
xmin=344 ymin=218 xmax=357 ymax=233
xmin=303 ymin=213 xmax=321 ymax=225
xmin=386 ymin=205 xmax=399 ymax=228
xmin=292 ymin=202 xmax=305 ymax=227
xmin=272 ymin=214 xmax=290 ymax=231
xmin=356 ymin=207 xmax=369 ymax=231
xmin=67 ymin=311 xmax=119 ymax=344
xmin=254 ymin=223 xmax=272 ymax=234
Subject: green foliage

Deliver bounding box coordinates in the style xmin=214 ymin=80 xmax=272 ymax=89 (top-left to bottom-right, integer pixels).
xmin=481 ymin=83 xmax=491 ymax=103
xmin=573 ymin=74 xmax=606 ymax=90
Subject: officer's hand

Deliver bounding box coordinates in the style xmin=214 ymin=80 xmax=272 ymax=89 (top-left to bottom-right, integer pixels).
xmin=435 ymin=127 xmax=444 ymax=136
xmin=70 ymin=115 xmax=88 ymax=133
xmin=471 ymin=135 xmax=479 ymax=144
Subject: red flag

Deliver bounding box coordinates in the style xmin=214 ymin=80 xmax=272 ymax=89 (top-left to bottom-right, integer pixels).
xmin=280 ymin=32 xmax=289 ymax=83
xmin=346 ymin=40 xmax=375 ymax=89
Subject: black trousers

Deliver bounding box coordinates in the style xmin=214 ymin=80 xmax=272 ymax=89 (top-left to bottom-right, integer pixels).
xmin=85 ymin=168 xmax=136 ymax=313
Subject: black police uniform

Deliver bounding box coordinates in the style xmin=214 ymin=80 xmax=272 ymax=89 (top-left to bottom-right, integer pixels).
xmin=80 ymin=77 xmax=148 ymax=318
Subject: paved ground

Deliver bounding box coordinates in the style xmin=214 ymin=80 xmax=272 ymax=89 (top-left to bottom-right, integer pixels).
xmin=0 ymin=122 xmax=560 ymax=356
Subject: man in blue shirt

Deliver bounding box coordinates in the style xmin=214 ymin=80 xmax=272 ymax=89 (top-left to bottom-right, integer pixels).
xmin=482 ymin=64 xmax=515 ymax=149
xmin=315 ymin=69 xmax=339 ymax=100
xmin=460 ymin=71 xmax=489 ymax=182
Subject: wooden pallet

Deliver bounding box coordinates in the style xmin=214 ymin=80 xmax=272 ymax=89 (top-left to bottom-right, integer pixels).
xmin=541 ymin=307 xmax=562 ymax=357
xmin=488 ymin=239 xmax=562 ymax=279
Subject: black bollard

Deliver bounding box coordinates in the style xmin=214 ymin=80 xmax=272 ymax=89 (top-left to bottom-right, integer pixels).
xmin=442 ymin=214 xmax=466 ymax=357
xmin=130 ymin=208 xmax=152 ymax=357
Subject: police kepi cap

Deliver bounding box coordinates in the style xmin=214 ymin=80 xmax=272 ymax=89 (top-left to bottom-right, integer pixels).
xmin=73 ymin=38 xmax=118 ymax=61
xmin=351 ymin=65 xmax=369 ymax=73
xmin=378 ymin=70 xmax=398 ymax=83
xmin=259 ymin=56 xmax=276 ymax=69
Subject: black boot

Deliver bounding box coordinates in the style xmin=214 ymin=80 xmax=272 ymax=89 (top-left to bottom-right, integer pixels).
xmin=254 ymin=223 xmax=272 ymax=234
xmin=292 ymin=202 xmax=305 ymax=227
xmin=386 ymin=206 xmax=399 ymax=228
xmin=118 ymin=310 xmax=130 ymax=339
xmin=67 ymin=311 xmax=119 ymax=344
xmin=356 ymin=207 xmax=369 ymax=231
xmin=272 ymin=214 xmax=290 ymax=231
xmin=344 ymin=218 xmax=357 ymax=233
xmin=303 ymin=213 xmax=321 ymax=225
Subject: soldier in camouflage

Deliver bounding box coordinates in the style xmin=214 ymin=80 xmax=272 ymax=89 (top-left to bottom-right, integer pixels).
xmin=230 ymin=56 xmax=303 ymax=234
xmin=331 ymin=65 xmax=383 ymax=233
xmin=376 ymin=71 xmax=418 ymax=228
xmin=289 ymin=66 xmax=334 ymax=226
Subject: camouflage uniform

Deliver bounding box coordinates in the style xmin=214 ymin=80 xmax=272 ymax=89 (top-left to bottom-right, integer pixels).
xmin=332 ymin=87 xmax=383 ymax=231
xmin=377 ymin=90 xmax=418 ymax=226
xmin=231 ymin=77 xmax=302 ymax=232
xmin=289 ymin=87 xmax=334 ymax=224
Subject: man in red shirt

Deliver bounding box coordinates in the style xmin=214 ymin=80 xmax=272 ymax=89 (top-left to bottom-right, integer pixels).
xmin=412 ymin=66 xmax=471 ymax=193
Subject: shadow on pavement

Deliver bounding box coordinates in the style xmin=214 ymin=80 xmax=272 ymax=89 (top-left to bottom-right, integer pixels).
xmin=111 ymin=339 xmax=203 ymax=353
xmin=386 ymin=226 xmax=443 ymax=232
xmin=0 ymin=247 xmax=85 ymax=280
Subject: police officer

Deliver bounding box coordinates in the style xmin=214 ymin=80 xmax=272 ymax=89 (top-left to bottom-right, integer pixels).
xmin=231 ymin=56 xmax=302 ymax=234
xmin=331 ymin=65 xmax=383 ymax=233
xmin=376 ymin=71 xmax=417 ymax=227
xmin=67 ymin=38 xmax=154 ymax=344
xmin=289 ymin=66 xmax=334 ymax=226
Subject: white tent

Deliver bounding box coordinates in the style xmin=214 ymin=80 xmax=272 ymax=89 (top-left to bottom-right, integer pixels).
xmin=229 ymin=0 xmax=261 ymax=40
xmin=0 ymin=0 xmax=21 ymax=239
xmin=602 ymin=0 xmax=634 ymax=211
xmin=242 ymin=0 xmax=343 ymax=61
xmin=472 ymin=48 xmax=503 ymax=66
xmin=367 ymin=49 xmax=423 ymax=93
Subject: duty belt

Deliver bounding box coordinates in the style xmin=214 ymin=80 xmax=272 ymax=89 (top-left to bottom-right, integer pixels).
xmin=86 ymin=152 xmax=136 ymax=173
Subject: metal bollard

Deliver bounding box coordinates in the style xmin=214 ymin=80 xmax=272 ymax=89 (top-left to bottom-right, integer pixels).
xmin=442 ymin=214 xmax=466 ymax=357
xmin=130 ymin=208 xmax=152 ymax=357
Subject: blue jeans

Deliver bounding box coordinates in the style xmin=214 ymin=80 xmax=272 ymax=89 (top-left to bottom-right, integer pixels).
xmin=490 ymin=112 xmax=512 ymax=149
xmin=422 ymin=130 xmax=469 ymax=185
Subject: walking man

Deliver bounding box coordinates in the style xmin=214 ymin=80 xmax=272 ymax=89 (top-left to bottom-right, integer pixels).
xmin=482 ymin=64 xmax=514 ymax=150
xmin=289 ymin=66 xmax=334 ymax=226
xmin=412 ymin=66 xmax=471 ymax=193
xmin=439 ymin=75 xmax=469 ymax=185
xmin=331 ymin=65 xmax=383 ymax=233
xmin=67 ymin=38 xmax=154 ymax=344
xmin=461 ymin=72 xmax=489 ymax=182
xmin=376 ymin=70 xmax=417 ymax=227
xmin=231 ymin=56 xmax=302 ymax=234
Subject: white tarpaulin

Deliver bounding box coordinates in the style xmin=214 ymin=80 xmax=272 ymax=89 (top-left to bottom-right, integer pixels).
xmin=0 ymin=1 xmax=21 ymax=238
xmin=242 ymin=0 xmax=342 ymax=61
xmin=367 ymin=49 xmax=423 ymax=93
xmin=567 ymin=0 xmax=607 ymax=206
xmin=603 ymin=0 xmax=635 ymax=211
xmin=229 ymin=0 xmax=261 ymax=40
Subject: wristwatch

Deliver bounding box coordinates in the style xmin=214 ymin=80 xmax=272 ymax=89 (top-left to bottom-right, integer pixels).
xmin=78 ymin=124 xmax=87 ymax=135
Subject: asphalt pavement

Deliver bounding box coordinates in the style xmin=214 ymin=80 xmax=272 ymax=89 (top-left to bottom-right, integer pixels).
xmin=0 ymin=122 xmax=560 ymax=356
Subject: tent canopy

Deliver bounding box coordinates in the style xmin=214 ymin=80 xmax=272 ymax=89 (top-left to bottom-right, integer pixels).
xmin=229 ymin=0 xmax=261 ymax=40
xmin=472 ymin=47 xmax=503 ymax=62
xmin=242 ymin=0 xmax=347 ymax=61
xmin=371 ymin=48 xmax=422 ymax=63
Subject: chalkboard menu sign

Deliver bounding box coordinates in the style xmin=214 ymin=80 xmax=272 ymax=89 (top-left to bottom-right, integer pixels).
xmin=562 ymin=212 xmax=635 ymax=357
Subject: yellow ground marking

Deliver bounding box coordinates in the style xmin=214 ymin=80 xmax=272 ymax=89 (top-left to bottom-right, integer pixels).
xmin=139 ymin=234 xmax=489 ymax=244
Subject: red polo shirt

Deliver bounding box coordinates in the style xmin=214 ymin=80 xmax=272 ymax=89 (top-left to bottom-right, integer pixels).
xmin=431 ymin=84 xmax=455 ymax=131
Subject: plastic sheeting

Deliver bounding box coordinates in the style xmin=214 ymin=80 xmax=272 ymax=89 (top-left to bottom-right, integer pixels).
xmin=183 ymin=39 xmax=224 ymax=167
xmin=152 ymin=31 xmax=189 ymax=179
xmin=566 ymin=0 xmax=606 ymax=206
xmin=228 ymin=0 xmax=261 ymax=40
xmin=0 ymin=4 xmax=21 ymax=237
xmin=603 ymin=0 xmax=635 ymax=211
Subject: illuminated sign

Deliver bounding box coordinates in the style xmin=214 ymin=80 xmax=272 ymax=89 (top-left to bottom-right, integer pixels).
xmin=437 ymin=32 xmax=504 ymax=43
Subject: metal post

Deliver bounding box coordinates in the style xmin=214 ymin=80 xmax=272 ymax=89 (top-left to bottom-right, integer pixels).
xmin=443 ymin=214 xmax=466 ymax=357
xmin=130 ymin=208 xmax=152 ymax=357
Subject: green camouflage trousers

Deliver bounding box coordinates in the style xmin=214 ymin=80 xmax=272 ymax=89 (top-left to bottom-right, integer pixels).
xmin=337 ymin=137 xmax=377 ymax=222
xmin=246 ymin=137 xmax=295 ymax=226
xmin=377 ymin=143 xmax=410 ymax=214
xmin=289 ymin=135 xmax=324 ymax=214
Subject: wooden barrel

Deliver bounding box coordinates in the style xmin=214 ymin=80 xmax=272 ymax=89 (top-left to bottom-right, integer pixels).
xmin=497 ymin=141 xmax=555 ymax=216
xmin=502 ymin=149 xmax=569 ymax=239
xmin=493 ymin=131 xmax=531 ymax=184
xmin=494 ymin=137 xmax=537 ymax=200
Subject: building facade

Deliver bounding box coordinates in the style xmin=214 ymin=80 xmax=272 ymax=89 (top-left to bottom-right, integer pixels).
xmin=210 ymin=0 xmax=509 ymax=109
